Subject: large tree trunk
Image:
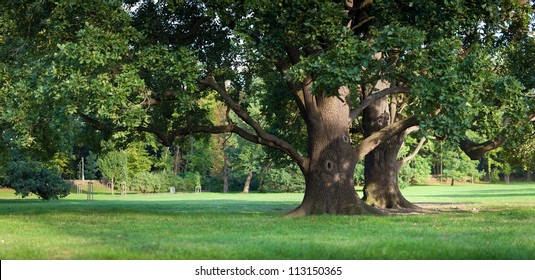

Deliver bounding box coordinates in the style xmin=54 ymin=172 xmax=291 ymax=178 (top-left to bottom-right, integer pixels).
xmin=201 ymin=78 xmax=417 ymax=216
xmin=362 ymin=95 xmax=416 ymax=209
xmin=288 ymin=93 xmax=381 ymax=216
xmin=362 ymin=135 xmax=416 ymax=208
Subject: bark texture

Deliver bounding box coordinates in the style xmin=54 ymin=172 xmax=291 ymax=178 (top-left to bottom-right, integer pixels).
xmin=242 ymin=171 xmax=252 ymax=193
xmin=201 ymin=78 xmax=417 ymax=216
xmin=288 ymin=91 xmax=381 ymax=216
xmin=362 ymin=95 xmax=416 ymax=209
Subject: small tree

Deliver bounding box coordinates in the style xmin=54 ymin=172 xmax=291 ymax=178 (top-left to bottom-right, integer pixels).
xmin=443 ymin=147 xmax=481 ymax=186
xmin=97 ymin=150 xmax=127 ymax=195
xmin=503 ymin=163 xmax=513 ymax=184
xmin=1 ymin=160 xmax=70 ymax=200
xmin=84 ymin=152 xmax=100 ymax=180
xmin=125 ymin=142 xmax=153 ymax=178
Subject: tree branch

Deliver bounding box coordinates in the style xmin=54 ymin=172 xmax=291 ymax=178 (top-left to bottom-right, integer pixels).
xmin=200 ymin=76 xmax=307 ymax=166
xmin=400 ymin=137 xmax=427 ymax=165
xmin=349 ymin=86 xmax=410 ymax=123
xmin=459 ymin=135 xmax=505 ymax=160
xmin=275 ymin=61 xmax=307 ymax=119
xmin=355 ymin=116 xmax=419 ymax=160
xmin=77 ymin=113 xmax=234 ymax=147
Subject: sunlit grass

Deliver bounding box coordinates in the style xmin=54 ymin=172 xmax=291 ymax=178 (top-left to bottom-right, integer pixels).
xmin=1 ymin=183 xmax=534 ymax=259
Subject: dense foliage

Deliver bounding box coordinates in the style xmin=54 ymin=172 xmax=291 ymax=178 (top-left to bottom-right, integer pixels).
xmin=0 ymin=1 xmax=533 ymax=211
xmin=1 ymin=160 xmax=70 ymax=200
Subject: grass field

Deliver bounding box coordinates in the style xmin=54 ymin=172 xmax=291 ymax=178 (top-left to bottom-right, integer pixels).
xmin=1 ymin=183 xmax=534 ymax=260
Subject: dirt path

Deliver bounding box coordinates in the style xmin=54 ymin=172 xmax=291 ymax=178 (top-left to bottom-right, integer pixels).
xmin=382 ymin=203 xmax=478 ymax=215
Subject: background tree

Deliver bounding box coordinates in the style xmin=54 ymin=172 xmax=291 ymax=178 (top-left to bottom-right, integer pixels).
xmin=357 ymin=0 xmax=534 ymax=208
xmin=84 ymin=152 xmax=100 ymax=180
xmin=442 ymin=146 xmax=482 ymax=186
xmin=97 ymin=150 xmax=127 ymax=195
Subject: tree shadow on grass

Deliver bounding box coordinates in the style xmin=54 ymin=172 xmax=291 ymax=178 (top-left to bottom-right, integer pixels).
xmin=0 ymin=198 xmax=298 ymax=217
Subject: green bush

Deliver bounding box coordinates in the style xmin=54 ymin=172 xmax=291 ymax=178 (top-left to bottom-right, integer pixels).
xmin=400 ymin=156 xmax=432 ymax=188
xmin=158 ymin=170 xmax=181 ymax=192
xmin=129 ymin=172 xmax=162 ymax=193
xmin=490 ymin=172 xmax=501 ymax=184
xmin=263 ymin=167 xmax=305 ymax=193
xmin=202 ymin=175 xmax=244 ymax=192
xmin=181 ymin=172 xmax=201 ymax=192
xmin=1 ymin=160 xmax=70 ymax=200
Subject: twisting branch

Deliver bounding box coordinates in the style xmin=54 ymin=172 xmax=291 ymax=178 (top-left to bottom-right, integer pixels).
xmin=275 ymin=61 xmax=307 ymax=119
xmin=355 ymin=116 xmax=420 ymax=160
xmin=400 ymin=137 xmax=427 ymax=165
xmin=77 ymin=113 xmax=235 ymax=147
xmin=200 ymin=76 xmax=307 ymax=167
xmin=349 ymin=86 xmax=410 ymax=123
xmin=459 ymin=135 xmax=505 ymax=160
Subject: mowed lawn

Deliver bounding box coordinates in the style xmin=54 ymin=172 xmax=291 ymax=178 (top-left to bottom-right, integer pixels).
xmin=1 ymin=183 xmax=534 ymax=260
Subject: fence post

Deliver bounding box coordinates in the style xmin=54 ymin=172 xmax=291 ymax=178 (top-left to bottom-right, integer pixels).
xmin=87 ymin=181 xmax=94 ymax=200
xmin=121 ymin=181 xmax=126 ymax=197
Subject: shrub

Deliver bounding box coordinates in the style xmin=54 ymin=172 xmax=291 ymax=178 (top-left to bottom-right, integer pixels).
xmin=129 ymin=172 xmax=162 ymax=193
xmin=263 ymin=167 xmax=305 ymax=193
xmin=490 ymin=172 xmax=501 ymax=184
xmin=181 ymin=172 xmax=201 ymax=192
xmin=1 ymin=160 xmax=70 ymax=200
xmin=158 ymin=170 xmax=181 ymax=192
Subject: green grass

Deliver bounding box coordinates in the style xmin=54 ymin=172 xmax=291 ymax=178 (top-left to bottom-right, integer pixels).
xmin=1 ymin=183 xmax=535 ymax=260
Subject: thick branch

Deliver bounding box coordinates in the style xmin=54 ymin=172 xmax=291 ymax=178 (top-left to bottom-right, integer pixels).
xmin=275 ymin=61 xmax=307 ymax=119
xmin=355 ymin=116 xmax=419 ymax=161
xmin=200 ymin=76 xmax=306 ymax=166
xmin=400 ymin=137 xmax=427 ymax=165
xmin=459 ymin=135 xmax=505 ymax=160
xmin=349 ymin=87 xmax=410 ymax=123
xmin=77 ymin=113 xmax=234 ymax=147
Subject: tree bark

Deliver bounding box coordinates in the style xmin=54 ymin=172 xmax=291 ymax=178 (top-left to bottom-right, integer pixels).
xmin=362 ymin=134 xmax=416 ymax=208
xmin=223 ymin=136 xmax=229 ymax=193
xmin=361 ymin=95 xmax=417 ymax=209
xmin=242 ymin=171 xmax=252 ymax=193
xmin=173 ymin=143 xmax=181 ymax=174
xmin=288 ymin=92 xmax=382 ymax=216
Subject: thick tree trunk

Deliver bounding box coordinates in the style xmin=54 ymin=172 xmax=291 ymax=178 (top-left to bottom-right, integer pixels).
xmin=362 ymin=95 xmax=416 ymax=209
xmin=242 ymin=171 xmax=252 ymax=193
xmin=288 ymin=138 xmax=381 ymax=216
xmin=288 ymin=93 xmax=381 ymax=216
xmin=362 ymin=135 xmax=416 ymax=208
